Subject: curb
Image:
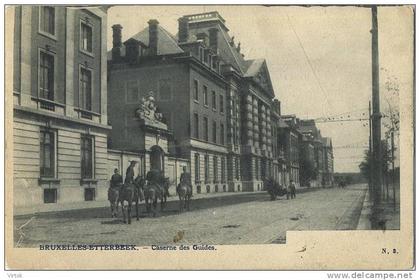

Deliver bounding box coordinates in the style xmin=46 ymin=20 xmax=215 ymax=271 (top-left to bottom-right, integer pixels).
xmin=356 ymin=190 xmax=372 ymax=230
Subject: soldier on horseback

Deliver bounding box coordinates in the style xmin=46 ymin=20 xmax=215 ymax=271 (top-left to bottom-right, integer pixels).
xmin=125 ymin=161 xmax=137 ymax=185
xmin=110 ymin=168 xmax=123 ymax=188
xmin=177 ymin=166 xmax=192 ymax=196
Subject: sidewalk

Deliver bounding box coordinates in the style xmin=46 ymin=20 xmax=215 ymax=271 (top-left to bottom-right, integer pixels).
xmin=14 ymin=185 xmax=327 ymax=217
xmin=356 ymin=187 xmax=400 ymax=230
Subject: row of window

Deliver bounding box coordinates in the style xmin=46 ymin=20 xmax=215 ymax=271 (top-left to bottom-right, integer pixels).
xmin=193 ymin=80 xmax=224 ymax=113
xmin=192 ymin=113 xmax=225 ymax=145
xmin=40 ymin=129 xmax=94 ymax=179
xmin=194 ymin=153 xmax=226 ymax=183
xmin=39 ymin=6 xmax=93 ymax=54
xmin=39 ymin=50 xmax=93 ymax=112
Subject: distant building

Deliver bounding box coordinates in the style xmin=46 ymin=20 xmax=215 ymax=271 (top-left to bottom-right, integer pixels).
xmin=322 ymin=137 xmax=334 ymax=186
xmin=12 ymin=6 xmax=110 ymax=211
xmin=297 ymin=119 xmax=334 ymax=187
xmin=279 ymin=115 xmax=302 ymax=187
xmin=108 ymin=12 xmax=281 ymax=193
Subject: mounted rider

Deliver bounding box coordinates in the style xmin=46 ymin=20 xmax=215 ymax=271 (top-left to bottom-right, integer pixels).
xmin=177 ymin=166 xmax=192 ymax=196
xmin=124 ymin=160 xmax=138 ymax=185
xmin=146 ymin=168 xmax=169 ymax=197
xmin=110 ymin=168 xmax=123 ymax=188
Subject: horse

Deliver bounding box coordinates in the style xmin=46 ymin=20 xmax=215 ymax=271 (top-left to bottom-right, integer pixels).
xmin=107 ymin=183 xmax=123 ymax=217
xmin=118 ymin=175 xmax=145 ymax=224
xmin=143 ymin=182 xmax=163 ymax=217
xmin=177 ymin=182 xmax=192 ymax=212
xmin=159 ymin=177 xmax=170 ymax=209
xmin=265 ymin=178 xmax=287 ymax=201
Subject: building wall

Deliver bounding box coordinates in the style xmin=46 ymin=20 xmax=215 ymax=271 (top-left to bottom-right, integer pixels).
xmin=108 ymin=61 xmax=190 ymax=154
xmin=12 ymin=6 xmax=110 ymax=212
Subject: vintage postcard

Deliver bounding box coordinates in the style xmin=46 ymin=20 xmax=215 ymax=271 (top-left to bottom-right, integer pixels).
xmin=4 ymin=4 xmax=414 ymax=270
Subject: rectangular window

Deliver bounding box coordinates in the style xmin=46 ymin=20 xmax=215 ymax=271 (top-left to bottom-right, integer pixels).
xmin=212 ymin=57 xmax=217 ymax=70
xmin=213 ymin=156 xmax=218 ymax=182
xmin=199 ymin=47 xmax=204 ymax=61
xmin=39 ymin=6 xmax=55 ymax=36
xmin=212 ymin=90 xmax=216 ymax=110
xmin=255 ymin=158 xmax=259 ymax=180
xmin=43 ymin=188 xmax=57 ymax=204
xmin=126 ymin=80 xmax=139 ymax=103
xmin=193 ymin=80 xmax=199 ymax=101
xmin=193 ymin=113 xmax=199 ymax=139
xmin=81 ymin=22 xmax=93 ymax=53
xmin=80 ymin=67 xmax=92 ymax=111
xmin=220 ymin=123 xmax=225 ymax=145
xmin=203 ymin=117 xmax=209 ymax=141
xmin=204 ymin=155 xmax=209 ymax=183
xmin=235 ymin=157 xmax=240 ymax=180
xmin=159 ymin=79 xmax=171 ymax=101
xmin=40 ymin=129 xmax=55 ymax=177
xmin=221 ymin=157 xmax=226 ymax=183
xmin=220 ymin=94 xmax=224 ymax=113
xmin=194 ymin=153 xmax=200 ymax=182
xmin=212 ymin=121 xmax=217 ymax=143
xmin=84 ymin=188 xmax=95 ymax=201
xmin=204 ymin=49 xmax=209 ymax=64
xmin=203 ymin=85 xmax=208 ymax=106
xmin=81 ymin=135 xmax=93 ymax=179
xmin=39 ymin=52 xmax=54 ymax=100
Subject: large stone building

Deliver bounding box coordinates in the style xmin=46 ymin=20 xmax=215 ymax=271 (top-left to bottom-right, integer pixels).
xmin=107 ymin=12 xmax=281 ymax=193
xmin=12 ymin=6 xmax=110 ymax=212
xmin=279 ymin=115 xmax=302 ymax=187
xmin=322 ymin=137 xmax=334 ymax=186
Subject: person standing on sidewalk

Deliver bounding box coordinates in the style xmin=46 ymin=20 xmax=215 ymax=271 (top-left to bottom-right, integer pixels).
xmin=289 ymin=180 xmax=296 ymax=199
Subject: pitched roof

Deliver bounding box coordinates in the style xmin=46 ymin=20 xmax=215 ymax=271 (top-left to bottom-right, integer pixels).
xmin=107 ymin=25 xmax=184 ymax=60
xmin=244 ymin=59 xmax=265 ymax=77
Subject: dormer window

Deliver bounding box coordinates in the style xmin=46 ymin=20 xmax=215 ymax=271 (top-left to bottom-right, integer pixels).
xmin=199 ymin=47 xmax=204 ymax=62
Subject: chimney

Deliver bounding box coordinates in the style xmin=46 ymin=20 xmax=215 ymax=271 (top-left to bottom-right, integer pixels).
xmin=178 ymin=17 xmax=189 ymax=43
xmin=148 ymin=19 xmax=159 ymax=56
xmin=209 ymin=28 xmax=219 ymax=52
xmin=124 ymin=39 xmax=140 ymax=63
xmin=112 ymin=24 xmax=123 ymax=61
xmin=273 ymin=99 xmax=281 ymax=115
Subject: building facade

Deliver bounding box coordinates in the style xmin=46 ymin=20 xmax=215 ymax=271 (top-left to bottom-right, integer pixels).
xmin=322 ymin=137 xmax=334 ymax=186
xmin=12 ymin=6 xmax=110 ymax=211
xmin=108 ymin=12 xmax=281 ymax=193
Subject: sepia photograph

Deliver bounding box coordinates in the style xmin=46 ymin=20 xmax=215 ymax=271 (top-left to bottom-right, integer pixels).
xmin=4 ymin=3 xmax=414 ymax=271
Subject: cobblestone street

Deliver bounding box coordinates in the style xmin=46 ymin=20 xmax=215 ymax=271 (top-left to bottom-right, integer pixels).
xmin=14 ymin=184 xmax=367 ymax=247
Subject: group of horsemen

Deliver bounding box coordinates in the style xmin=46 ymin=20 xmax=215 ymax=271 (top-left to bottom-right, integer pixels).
xmin=109 ymin=161 xmax=192 ymax=198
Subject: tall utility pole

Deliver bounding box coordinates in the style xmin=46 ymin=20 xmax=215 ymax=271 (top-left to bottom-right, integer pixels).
xmin=368 ymin=101 xmax=373 ymax=198
xmin=371 ymin=6 xmax=383 ymax=229
xmin=391 ymin=131 xmax=396 ymax=211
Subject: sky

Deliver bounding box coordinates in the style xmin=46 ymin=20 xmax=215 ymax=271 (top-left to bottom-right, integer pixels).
xmin=107 ymin=5 xmax=413 ymax=173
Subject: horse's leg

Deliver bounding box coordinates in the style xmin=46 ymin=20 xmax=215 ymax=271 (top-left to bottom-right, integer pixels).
xmin=187 ymin=196 xmax=190 ymax=211
xmin=127 ymin=200 xmax=132 ymax=224
xmin=122 ymin=201 xmax=126 ymax=223
xmin=136 ymin=198 xmax=139 ymax=221
xmin=153 ymin=198 xmax=157 ymax=217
